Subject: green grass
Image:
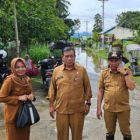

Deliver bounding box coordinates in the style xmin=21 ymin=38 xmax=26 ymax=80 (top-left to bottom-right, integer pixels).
xmin=98 ymin=49 xmax=108 ymax=59
xmin=86 ymin=47 xmax=108 ymax=59
xmin=30 ymin=74 xmax=43 ymax=90
xmin=30 ymin=74 xmax=48 ymax=97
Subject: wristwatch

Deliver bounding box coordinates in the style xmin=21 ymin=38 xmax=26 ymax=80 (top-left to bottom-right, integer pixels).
xmin=123 ymin=72 xmax=129 ymax=76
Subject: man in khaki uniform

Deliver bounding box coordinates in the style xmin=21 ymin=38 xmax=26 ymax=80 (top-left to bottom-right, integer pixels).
xmin=97 ymin=51 xmax=135 ymax=140
xmin=49 ymin=47 xmax=92 ymax=140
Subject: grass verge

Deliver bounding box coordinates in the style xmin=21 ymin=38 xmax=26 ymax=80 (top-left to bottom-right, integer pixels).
xmin=30 ymin=74 xmax=43 ymax=90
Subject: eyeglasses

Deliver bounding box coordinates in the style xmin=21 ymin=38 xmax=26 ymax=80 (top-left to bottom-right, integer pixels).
xmin=15 ymin=66 xmax=26 ymax=70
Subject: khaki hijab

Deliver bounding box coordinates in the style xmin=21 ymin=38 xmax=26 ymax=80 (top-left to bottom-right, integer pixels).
xmin=10 ymin=57 xmax=30 ymax=86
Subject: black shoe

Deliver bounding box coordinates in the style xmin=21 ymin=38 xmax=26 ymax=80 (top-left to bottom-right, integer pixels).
xmin=106 ymin=135 xmax=114 ymax=140
xmin=123 ymin=135 xmax=132 ymax=140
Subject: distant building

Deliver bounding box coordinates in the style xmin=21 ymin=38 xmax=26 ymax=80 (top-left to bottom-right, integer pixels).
xmin=101 ymin=26 xmax=136 ymax=40
xmin=98 ymin=26 xmax=136 ymax=48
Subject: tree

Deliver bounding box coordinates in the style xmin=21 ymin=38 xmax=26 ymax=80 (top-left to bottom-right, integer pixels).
xmin=55 ymin=0 xmax=71 ymax=19
xmin=0 ymin=0 xmax=15 ymax=44
xmin=17 ymin=0 xmax=69 ymax=43
xmin=134 ymin=26 xmax=140 ymax=45
xmin=64 ymin=18 xmax=80 ymax=38
xmin=0 ymin=0 xmax=69 ymax=46
xmin=92 ymin=13 xmax=102 ymax=32
xmin=0 ymin=0 xmax=79 ymax=50
xmin=115 ymin=11 xmax=140 ymax=30
xmin=92 ymin=32 xmax=99 ymax=49
xmin=55 ymin=0 xmax=80 ymax=37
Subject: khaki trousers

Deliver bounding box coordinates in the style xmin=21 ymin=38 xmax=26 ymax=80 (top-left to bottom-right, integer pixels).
xmin=104 ymin=110 xmax=131 ymax=136
xmin=56 ymin=112 xmax=85 ymax=140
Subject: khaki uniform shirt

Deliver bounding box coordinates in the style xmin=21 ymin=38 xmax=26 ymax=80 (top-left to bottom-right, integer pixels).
xmin=49 ymin=63 xmax=92 ymax=114
xmin=0 ymin=75 xmax=32 ymax=124
xmin=99 ymin=68 xmax=132 ymax=112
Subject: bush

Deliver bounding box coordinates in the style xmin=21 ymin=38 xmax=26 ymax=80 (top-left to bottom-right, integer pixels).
xmin=28 ymin=44 xmax=50 ymax=63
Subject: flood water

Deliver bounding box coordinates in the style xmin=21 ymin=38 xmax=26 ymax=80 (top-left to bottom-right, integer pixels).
xmin=76 ymin=47 xmax=107 ymax=74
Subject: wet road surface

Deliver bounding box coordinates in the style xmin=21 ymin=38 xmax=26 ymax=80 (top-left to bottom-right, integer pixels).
xmin=0 ymin=48 xmax=140 ymax=140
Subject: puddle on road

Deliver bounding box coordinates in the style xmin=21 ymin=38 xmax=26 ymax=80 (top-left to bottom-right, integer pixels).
xmin=75 ymin=47 xmax=108 ymax=74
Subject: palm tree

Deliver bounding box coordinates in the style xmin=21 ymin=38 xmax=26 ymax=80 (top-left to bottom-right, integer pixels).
xmin=56 ymin=0 xmax=71 ymax=19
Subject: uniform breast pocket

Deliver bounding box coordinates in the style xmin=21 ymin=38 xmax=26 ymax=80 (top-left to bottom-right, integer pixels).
xmin=118 ymin=76 xmax=126 ymax=86
xmin=104 ymin=79 xmax=111 ymax=87
xmin=73 ymin=77 xmax=83 ymax=86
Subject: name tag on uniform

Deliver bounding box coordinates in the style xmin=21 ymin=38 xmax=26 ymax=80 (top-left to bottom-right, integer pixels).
xmin=56 ymin=75 xmax=63 ymax=82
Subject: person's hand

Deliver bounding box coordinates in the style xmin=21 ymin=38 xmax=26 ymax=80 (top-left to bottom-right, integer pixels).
xmin=117 ymin=64 xmax=126 ymax=74
xmin=50 ymin=105 xmax=55 ymax=119
xmin=84 ymin=104 xmax=90 ymax=115
xmin=18 ymin=95 xmax=28 ymax=101
xmin=97 ymin=108 xmax=102 ymax=120
xmin=27 ymin=94 xmax=34 ymax=101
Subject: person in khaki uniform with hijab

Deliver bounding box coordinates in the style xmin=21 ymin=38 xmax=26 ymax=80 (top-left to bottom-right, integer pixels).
xmin=49 ymin=47 xmax=92 ymax=140
xmin=0 ymin=57 xmax=35 ymax=140
xmin=97 ymin=51 xmax=135 ymax=140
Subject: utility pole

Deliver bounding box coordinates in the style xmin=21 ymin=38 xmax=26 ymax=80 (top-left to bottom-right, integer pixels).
xmin=13 ymin=0 xmax=20 ymax=57
xmin=98 ymin=0 xmax=108 ymax=48
xmin=85 ymin=21 xmax=89 ymax=68
xmin=85 ymin=21 xmax=89 ymax=33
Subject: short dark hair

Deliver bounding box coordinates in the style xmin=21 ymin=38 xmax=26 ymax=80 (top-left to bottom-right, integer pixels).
xmin=63 ymin=47 xmax=75 ymax=55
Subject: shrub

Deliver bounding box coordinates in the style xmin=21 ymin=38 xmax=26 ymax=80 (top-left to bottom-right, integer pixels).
xmin=28 ymin=44 xmax=50 ymax=63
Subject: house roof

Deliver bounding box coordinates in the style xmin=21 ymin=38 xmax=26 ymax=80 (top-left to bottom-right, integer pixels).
xmin=100 ymin=26 xmax=116 ymax=34
xmin=100 ymin=26 xmax=135 ymax=34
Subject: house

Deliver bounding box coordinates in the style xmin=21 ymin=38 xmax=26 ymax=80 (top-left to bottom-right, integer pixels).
xmin=101 ymin=26 xmax=136 ymax=40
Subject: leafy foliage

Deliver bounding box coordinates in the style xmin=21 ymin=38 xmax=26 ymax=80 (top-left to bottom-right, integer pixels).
xmin=64 ymin=18 xmax=80 ymax=38
xmin=134 ymin=26 xmax=140 ymax=45
xmin=27 ymin=44 xmax=50 ymax=63
xmin=17 ymin=0 xmax=68 ymax=45
xmin=0 ymin=0 xmax=79 ymax=49
xmin=92 ymin=32 xmax=99 ymax=49
xmin=55 ymin=0 xmax=80 ymax=38
xmin=56 ymin=0 xmax=71 ymax=18
xmin=92 ymin=13 xmax=102 ymax=32
xmin=112 ymin=39 xmax=123 ymax=47
xmin=116 ymin=11 xmax=140 ymax=30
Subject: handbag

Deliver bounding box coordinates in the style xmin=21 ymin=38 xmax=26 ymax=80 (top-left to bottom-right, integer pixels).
xmin=16 ymin=100 xmax=40 ymax=128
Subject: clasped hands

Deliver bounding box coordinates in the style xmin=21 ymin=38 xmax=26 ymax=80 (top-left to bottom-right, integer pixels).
xmin=18 ymin=93 xmax=34 ymax=101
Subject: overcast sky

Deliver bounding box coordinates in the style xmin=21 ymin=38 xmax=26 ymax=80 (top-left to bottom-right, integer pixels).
xmin=68 ymin=0 xmax=140 ymax=32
